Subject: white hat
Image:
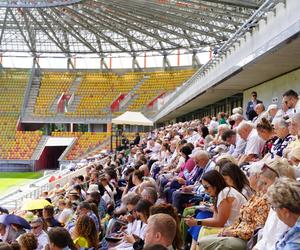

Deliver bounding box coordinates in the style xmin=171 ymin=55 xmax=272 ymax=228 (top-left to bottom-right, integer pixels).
xmin=87 ymin=184 xmax=99 ymax=194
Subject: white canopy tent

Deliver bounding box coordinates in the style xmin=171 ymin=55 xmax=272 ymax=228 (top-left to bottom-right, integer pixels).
xmin=112 ymin=111 xmax=153 ymax=126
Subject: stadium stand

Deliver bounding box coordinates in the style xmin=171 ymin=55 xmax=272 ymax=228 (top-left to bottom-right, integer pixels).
xmin=34 ymin=72 xmax=76 ymax=116
xmin=51 ymin=132 xmax=109 ymax=160
xmin=0 ymin=71 xmax=42 ymax=160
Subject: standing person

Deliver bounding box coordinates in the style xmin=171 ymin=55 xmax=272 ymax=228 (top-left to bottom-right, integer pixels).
xmin=246 ymin=91 xmax=262 ymax=120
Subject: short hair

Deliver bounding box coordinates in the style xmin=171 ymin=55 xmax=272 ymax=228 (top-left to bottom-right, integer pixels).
xmin=141 ymin=187 xmax=158 ymax=204
xmin=18 ymin=233 xmax=38 ymax=250
xmin=147 ymin=214 xmax=176 ymax=244
xmin=126 ymin=193 xmax=141 ymax=206
xmin=267 ymin=177 xmax=300 ymax=214
xmin=236 ymin=120 xmax=253 ymax=133
xmin=43 ymin=205 xmax=55 ymax=217
xmin=221 ymin=130 xmax=236 ymax=141
xmin=48 ymin=227 xmax=76 ymax=250
xmin=143 ymin=244 xmax=168 ymax=250
xmin=251 ymin=91 xmax=257 ymax=96
xmin=283 ymin=89 xmax=298 ymax=98
xmin=76 ymin=175 xmax=84 ymax=182
xmin=78 ymin=201 xmax=91 ymax=210
xmin=0 ymin=243 xmax=12 ymax=250
xmin=273 ymin=118 xmax=289 ymax=128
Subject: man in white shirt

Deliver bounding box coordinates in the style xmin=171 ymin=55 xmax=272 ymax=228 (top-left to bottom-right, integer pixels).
xmin=282 ymin=89 xmax=300 ymax=116
xmin=237 ymin=121 xmax=265 ymax=163
xmin=30 ymin=218 xmax=49 ymax=250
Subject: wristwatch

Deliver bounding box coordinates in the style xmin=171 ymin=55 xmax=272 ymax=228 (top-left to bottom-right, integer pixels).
xmin=197 ymin=220 xmax=202 ymax=226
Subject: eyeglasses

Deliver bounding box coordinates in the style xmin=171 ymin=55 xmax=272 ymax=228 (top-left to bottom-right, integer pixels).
xmin=271 ymin=204 xmax=281 ymax=211
xmin=262 ymin=164 xmax=280 ymax=178
xmin=31 ymin=225 xmax=42 ymax=229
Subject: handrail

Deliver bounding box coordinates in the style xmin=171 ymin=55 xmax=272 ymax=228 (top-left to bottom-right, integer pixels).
xmin=154 ymin=0 xmax=282 ymax=116
xmin=21 ymin=59 xmax=36 ymax=117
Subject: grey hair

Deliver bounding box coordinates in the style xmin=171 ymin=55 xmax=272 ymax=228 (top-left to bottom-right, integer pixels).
xmin=273 ymin=118 xmax=289 ymax=129
xmin=236 ymin=120 xmax=254 ymax=133
xmin=267 ymin=177 xmax=300 ymax=214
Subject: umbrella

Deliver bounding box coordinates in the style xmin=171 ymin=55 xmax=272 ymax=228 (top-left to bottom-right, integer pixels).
xmin=21 ymin=199 xmax=52 ymax=211
xmin=4 ymin=214 xmax=31 ymax=229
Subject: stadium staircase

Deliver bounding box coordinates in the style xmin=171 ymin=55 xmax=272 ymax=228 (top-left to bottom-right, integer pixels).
xmin=118 ymin=75 xmax=150 ymax=111
xmin=23 ymin=75 xmax=42 ymax=117
xmin=31 ymin=135 xmax=48 ymax=160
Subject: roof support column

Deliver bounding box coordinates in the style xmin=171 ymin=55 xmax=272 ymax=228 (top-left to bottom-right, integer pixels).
xmin=163 ymin=52 xmax=171 ymax=70
xmin=132 ymin=54 xmax=141 ymax=71
xmin=192 ymin=50 xmax=201 ymax=68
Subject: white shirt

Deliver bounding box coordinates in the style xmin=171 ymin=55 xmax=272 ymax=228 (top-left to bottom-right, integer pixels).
xmin=58 ymin=208 xmax=73 ymax=224
xmin=255 ymin=209 xmax=289 ymax=250
xmin=244 ymin=129 xmax=265 ymax=156
xmin=217 ymin=187 xmax=247 ymax=227
xmin=36 ymin=231 xmax=49 ymax=250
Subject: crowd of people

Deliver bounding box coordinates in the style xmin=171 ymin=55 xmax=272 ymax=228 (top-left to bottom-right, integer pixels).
xmin=0 ymin=89 xmax=300 ymax=250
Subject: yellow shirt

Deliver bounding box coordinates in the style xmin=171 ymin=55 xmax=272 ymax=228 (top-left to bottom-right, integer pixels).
xmin=74 ymin=236 xmax=89 ymax=248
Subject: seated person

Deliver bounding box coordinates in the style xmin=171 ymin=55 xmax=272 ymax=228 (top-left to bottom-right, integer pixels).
xmin=184 ymin=170 xmax=247 ymax=250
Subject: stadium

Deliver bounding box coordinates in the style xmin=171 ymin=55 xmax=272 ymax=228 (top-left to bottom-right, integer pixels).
xmin=0 ymin=0 xmax=299 ymax=249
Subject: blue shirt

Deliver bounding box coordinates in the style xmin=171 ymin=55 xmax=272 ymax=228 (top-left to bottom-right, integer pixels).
xmin=275 ymin=218 xmax=300 ymax=250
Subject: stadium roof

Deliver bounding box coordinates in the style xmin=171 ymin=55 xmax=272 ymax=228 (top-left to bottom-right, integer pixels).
xmin=0 ymin=0 xmax=264 ymax=57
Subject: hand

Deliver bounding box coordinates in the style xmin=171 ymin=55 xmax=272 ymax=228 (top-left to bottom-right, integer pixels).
xmin=177 ymin=177 xmax=186 ymax=185
xmin=182 ymin=186 xmax=193 ymax=192
xmin=219 ymin=229 xmax=234 ymax=237
xmin=124 ymin=233 xmax=135 ymax=244
xmin=184 ymin=217 xmax=197 ymax=227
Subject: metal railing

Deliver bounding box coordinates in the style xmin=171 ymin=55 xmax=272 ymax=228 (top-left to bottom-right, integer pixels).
xmin=152 ymin=0 xmax=284 ymax=119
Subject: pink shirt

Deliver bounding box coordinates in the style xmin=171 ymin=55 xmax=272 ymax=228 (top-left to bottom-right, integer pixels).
xmin=178 ymin=158 xmax=196 ymax=178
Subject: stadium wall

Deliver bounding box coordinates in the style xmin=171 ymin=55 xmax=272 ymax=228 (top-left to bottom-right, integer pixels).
xmin=243 ymin=68 xmax=300 ymax=110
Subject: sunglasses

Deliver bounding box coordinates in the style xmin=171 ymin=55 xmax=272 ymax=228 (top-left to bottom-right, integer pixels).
xmin=31 ymin=225 xmax=42 ymax=229
xmin=203 ymin=184 xmax=211 ymax=190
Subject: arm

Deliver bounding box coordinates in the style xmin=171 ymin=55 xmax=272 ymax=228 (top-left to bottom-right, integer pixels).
xmin=185 ymin=197 xmax=233 ymax=228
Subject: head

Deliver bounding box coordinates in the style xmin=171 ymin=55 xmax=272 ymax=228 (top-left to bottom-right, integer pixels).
xmin=267 ymin=177 xmax=300 ymax=227
xmin=73 ymin=215 xmax=98 ymax=248
xmin=251 ymin=91 xmax=257 ymax=101
xmin=0 ymin=243 xmax=12 ymax=250
xmin=267 ymin=104 xmax=278 ymax=118
xmin=48 ymin=227 xmax=76 ymax=250
xmin=200 ymin=126 xmax=209 ymax=138
xmin=288 ymin=113 xmax=300 ymax=136
xmin=144 ymin=214 xmax=177 ymax=248
xmin=237 ymin=121 xmax=254 ymax=140
xmin=273 ymin=119 xmax=289 ymax=139
xmin=135 ymin=199 xmax=152 ymax=223
xmin=126 ymin=193 xmax=141 ymax=212
xmin=254 ymin=103 xmax=265 ymax=115
xmin=30 ymin=218 xmax=44 ymax=237
xmin=259 ymin=157 xmax=295 ymax=193
xmin=18 ymin=233 xmax=38 ymax=250
xmin=141 ymin=187 xmax=158 ymax=205
xmin=220 ymin=162 xmax=250 ymax=193
xmin=256 ymin=118 xmax=273 ymax=141
xmin=132 ymin=170 xmax=144 ymax=186
xmin=76 ymin=202 xmax=91 ymax=217
xmin=221 ymin=130 xmax=236 ymax=145
xmin=282 ymin=89 xmax=299 ymax=109
xmin=201 ymin=170 xmax=227 ymax=199
xmin=190 ymin=150 xmax=210 ymax=168
xmin=42 ymin=205 xmax=54 ymax=219
xmin=150 ymin=203 xmax=182 ymax=250
xmin=180 ymin=145 xmax=192 ymax=161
